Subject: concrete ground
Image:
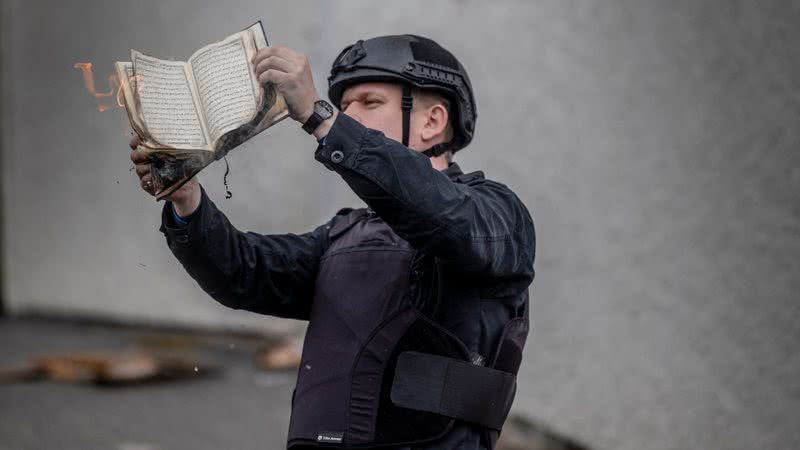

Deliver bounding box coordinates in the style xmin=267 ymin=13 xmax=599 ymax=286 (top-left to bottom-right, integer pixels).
xmin=0 ymin=317 xmax=296 ymax=450
xmin=0 ymin=317 xmax=592 ymax=450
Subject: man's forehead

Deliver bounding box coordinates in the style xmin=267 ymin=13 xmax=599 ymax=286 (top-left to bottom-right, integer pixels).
xmin=342 ymin=82 xmax=401 ymax=100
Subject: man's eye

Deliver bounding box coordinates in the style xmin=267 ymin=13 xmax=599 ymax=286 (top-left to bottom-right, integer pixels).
xmin=365 ymin=100 xmax=381 ymax=107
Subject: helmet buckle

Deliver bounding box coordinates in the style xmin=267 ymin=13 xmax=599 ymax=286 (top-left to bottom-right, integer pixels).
xmin=401 ymin=93 xmax=414 ymax=111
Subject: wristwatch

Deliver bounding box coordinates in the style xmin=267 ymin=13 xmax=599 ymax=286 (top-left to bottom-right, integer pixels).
xmin=302 ymin=100 xmax=335 ymax=134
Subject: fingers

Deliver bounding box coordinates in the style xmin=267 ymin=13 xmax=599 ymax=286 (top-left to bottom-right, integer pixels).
xmin=129 ymin=146 xmax=152 ymax=196
xmin=135 ymin=163 xmax=149 ymax=178
xmin=251 ymin=45 xmax=302 ymax=65
xmin=129 ymin=135 xmax=150 ymax=169
xmin=129 ymin=133 xmax=141 ymax=149
xmin=140 ymin=173 xmax=156 ymax=196
xmin=253 ymin=47 xmax=311 ymax=86
xmin=250 ymin=45 xmax=318 ymax=123
xmin=252 ymin=47 xmax=308 ymax=81
xmin=258 ymin=69 xmax=289 ymax=85
xmin=130 ymin=149 xmax=150 ymax=165
xmin=132 ymin=154 xmax=153 ymax=196
xmin=128 ymin=131 xmax=156 ymax=197
xmin=255 ymin=55 xmax=294 ymax=75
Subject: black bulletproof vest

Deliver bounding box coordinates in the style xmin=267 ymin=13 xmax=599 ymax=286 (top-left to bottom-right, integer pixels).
xmin=287 ymin=209 xmax=527 ymax=449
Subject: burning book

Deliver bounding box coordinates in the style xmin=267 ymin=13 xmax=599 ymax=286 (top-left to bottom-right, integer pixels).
xmin=116 ymin=21 xmax=289 ymax=200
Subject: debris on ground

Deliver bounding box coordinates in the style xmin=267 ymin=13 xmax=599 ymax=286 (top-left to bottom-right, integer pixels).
xmin=0 ymin=321 xmax=304 ymax=388
xmin=253 ymin=339 xmax=302 ymax=371
xmin=0 ymin=351 xmax=217 ymax=386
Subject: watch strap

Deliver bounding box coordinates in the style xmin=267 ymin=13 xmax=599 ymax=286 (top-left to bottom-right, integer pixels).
xmin=302 ymin=111 xmax=324 ymax=134
xmin=302 ymin=100 xmax=333 ymax=134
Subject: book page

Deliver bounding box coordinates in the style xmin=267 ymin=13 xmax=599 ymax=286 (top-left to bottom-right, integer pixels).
xmin=132 ymin=51 xmax=210 ymax=149
xmin=114 ymin=61 xmax=147 ymax=138
xmin=189 ymin=32 xmax=259 ymax=143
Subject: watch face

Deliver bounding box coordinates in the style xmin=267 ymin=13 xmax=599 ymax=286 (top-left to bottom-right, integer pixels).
xmin=314 ymin=100 xmax=334 ymax=120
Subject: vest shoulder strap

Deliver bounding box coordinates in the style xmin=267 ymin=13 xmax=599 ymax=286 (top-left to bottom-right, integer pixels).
xmin=328 ymin=208 xmax=370 ymax=240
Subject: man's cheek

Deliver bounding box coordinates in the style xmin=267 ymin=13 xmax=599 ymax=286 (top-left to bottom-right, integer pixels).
xmin=383 ymin=122 xmax=403 ymax=142
xmin=356 ymin=115 xmax=383 ymax=134
xmin=344 ymin=111 xmax=364 ymax=125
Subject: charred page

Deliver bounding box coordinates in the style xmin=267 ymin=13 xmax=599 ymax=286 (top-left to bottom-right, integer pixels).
xmin=116 ymin=21 xmax=288 ymax=200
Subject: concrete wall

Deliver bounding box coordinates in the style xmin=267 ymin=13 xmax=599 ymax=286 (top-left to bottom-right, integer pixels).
xmin=0 ymin=0 xmax=8 ymax=316
xmin=2 ymin=1 xmax=799 ymax=449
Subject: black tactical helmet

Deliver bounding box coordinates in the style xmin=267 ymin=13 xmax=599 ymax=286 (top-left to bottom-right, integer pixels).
xmin=328 ymin=35 xmax=477 ymax=154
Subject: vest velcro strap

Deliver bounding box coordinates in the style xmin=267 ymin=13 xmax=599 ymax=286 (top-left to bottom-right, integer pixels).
xmin=389 ymin=351 xmax=517 ymax=431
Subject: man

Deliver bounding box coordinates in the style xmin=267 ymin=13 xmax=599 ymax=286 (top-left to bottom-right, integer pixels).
xmin=131 ymin=35 xmax=535 ymax=450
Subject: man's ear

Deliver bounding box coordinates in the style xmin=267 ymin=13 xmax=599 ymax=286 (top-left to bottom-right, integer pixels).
xmin=420 ymin=103 xmax=449 ymax=142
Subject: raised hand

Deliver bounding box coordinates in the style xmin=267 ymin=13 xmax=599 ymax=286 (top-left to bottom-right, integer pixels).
xmin=129 ymin=134 xmax=201 ymax=216
xmin=252 ymin=46 xmax=321 ymax=124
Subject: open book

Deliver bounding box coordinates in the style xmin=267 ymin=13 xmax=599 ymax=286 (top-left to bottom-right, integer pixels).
xmin=116 ymin=21 xmax=289 ymax=200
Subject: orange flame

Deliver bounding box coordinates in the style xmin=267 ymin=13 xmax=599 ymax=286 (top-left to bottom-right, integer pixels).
xmin=74 ymin=62 xmax=125 ymax=112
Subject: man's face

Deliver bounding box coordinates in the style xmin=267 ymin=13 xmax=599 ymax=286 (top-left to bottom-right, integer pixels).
xmin=340 ymin=82 xmax=406 ymax=145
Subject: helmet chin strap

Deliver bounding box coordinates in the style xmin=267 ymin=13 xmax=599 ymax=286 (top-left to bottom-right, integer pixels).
xmin=401 ymin=84 xmax=413 ymax=148
xmin=421 ymin=143 xmax=449 ymax=158
xmin=401 ymin=84 xmax=449 ymax=159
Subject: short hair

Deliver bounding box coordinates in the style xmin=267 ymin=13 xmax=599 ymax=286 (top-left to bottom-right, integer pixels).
xmin=411 ymin=88 xmax=455 ymax=151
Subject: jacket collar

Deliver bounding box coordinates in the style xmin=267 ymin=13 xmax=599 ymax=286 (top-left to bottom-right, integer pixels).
xmin=444 ymin=162 xmax=484 ymax=183
xmin=444 ymin=162 xmax=464 ymax=179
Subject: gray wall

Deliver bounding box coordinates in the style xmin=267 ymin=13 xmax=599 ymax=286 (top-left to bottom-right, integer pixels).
xmin=2 ymin=1 xmax=799 ymax=449
xmin=0 ymin=0 xmax=8 ymax=316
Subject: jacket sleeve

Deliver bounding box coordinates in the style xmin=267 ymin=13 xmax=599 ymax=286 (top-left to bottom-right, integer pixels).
xmin=315 ymin=113 xmax=535 ymax=277
xmin=159 ymin=186 xmax=329 ymax=320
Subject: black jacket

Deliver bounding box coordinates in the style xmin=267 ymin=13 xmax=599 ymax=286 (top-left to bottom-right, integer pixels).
xmin=160 ymin=113 xmax=536 ymax=449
